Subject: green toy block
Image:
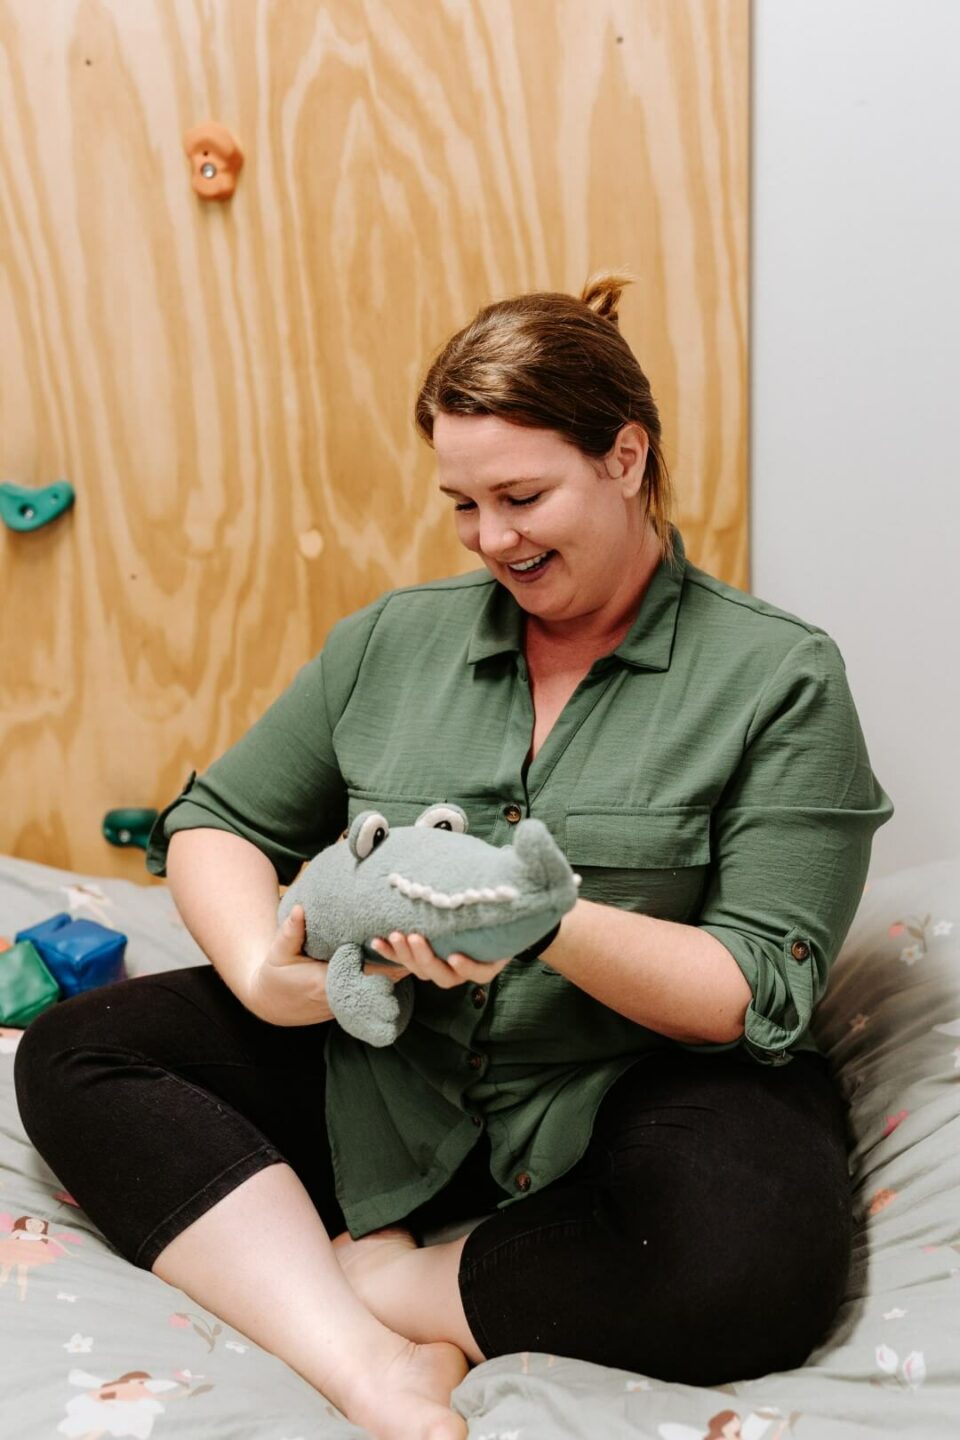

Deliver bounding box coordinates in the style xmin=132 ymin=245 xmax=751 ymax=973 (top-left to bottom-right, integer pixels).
xmin=0 ymin=940 xmax=62 ymax=1027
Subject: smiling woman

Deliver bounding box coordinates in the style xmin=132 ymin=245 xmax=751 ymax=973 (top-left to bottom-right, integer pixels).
xmin=16 ymin=273 xmax=893 ymax=1440
xmin=417 ymin=274 xmax=676 ymax=568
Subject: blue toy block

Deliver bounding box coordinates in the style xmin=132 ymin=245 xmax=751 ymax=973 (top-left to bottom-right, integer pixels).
xmin=16 ymin=914 xmax=128 ymax=998
xmin=16 ymin=912 xmax=72 ymax=945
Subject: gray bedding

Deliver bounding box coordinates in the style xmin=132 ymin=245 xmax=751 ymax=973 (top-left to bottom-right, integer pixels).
xmin=2 ymin=851 xmax=959 ymax=1438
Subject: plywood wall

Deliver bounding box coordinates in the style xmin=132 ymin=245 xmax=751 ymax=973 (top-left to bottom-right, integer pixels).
xmin=0 ymin=0 xmax=749 ymax=878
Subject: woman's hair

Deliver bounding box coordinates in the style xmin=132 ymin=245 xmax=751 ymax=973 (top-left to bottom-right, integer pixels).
xmin=415 ymin=272 xmax=675 ymax=564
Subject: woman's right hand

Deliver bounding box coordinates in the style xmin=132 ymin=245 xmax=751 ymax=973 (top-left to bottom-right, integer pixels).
xmin=243 ymin=904 xmax=411 ymax=1028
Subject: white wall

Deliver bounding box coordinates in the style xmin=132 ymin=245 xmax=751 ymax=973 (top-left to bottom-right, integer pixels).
xmin=750 ymin=0 xmax=960 ymax=878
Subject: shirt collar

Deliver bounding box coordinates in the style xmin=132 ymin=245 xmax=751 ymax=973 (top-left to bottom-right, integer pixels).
xmin=466 ymin=525 xmax=687 ymax=672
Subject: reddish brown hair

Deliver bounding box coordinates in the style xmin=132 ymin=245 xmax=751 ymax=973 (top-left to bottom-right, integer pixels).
xmin=705 ymin=1411 xmax=741 ymax=1440
xmin=13 ymin=1215 xmax=48 ymax=1234
xmin=415 ymin=272 xmax=675 ymax=564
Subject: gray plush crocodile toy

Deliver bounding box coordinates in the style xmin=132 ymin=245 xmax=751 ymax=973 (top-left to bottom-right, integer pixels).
xmin=277 ymin=803 xmax=580 ymax=1047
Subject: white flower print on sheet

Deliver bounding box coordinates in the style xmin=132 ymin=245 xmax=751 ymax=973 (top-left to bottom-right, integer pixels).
xmin=873 ymin=1343 xmax=927 ymax=1390
xmin=889 ymin=914 xmax=955 ymax=963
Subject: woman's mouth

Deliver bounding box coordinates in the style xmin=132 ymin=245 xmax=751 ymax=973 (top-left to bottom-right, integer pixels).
xmin=505 ymin=550 xmax=555 ymax=580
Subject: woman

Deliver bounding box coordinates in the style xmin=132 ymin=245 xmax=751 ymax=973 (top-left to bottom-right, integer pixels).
xmin=15 ymin=275 xmax=893 ymax=1440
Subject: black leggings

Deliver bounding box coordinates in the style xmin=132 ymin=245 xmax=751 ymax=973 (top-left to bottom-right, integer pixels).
xmin=14 ymin=965 xmax=853 ymax=1385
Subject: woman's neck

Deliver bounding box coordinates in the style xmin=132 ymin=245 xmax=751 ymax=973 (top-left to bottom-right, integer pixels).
xmin=524 ymin=527 xmax=662 ymax=659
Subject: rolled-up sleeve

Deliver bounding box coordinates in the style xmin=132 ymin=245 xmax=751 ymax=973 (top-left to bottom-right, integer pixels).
xmin=691 ymin=632 xmax=894 ymax=1065
xmin=145 ymin=601 xmax=384 ymax=885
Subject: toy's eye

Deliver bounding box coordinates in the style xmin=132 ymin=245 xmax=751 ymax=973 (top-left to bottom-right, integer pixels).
xmin=349 ymin=811 xmax=391 ymax=859
xmin=414 ymin=804 xmax=468 ymax=834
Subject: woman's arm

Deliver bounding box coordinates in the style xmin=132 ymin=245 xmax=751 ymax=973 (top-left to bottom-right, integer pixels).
xmin=166 ymin=828 xmax=335 ymax=1026
xmin=543 ymin=633 xmax=890 ymax=1061
xmin=537 ymin=900 xmax=751 ymax=1044
xmin=166 ymin=828 xmax=410 ymax=1026
xmin=166 ymin=828 xmax=281 ymax=1001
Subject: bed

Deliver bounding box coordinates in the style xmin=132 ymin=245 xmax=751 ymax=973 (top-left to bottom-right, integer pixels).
xmin=2 ymin=849 xmax=958 ymax=1439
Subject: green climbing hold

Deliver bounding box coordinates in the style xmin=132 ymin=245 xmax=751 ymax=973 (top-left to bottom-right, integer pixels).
xmin=102 ymin=809 xmax=159 ymax=850
xmin=0 ymin=480 xmax=75 ymax=532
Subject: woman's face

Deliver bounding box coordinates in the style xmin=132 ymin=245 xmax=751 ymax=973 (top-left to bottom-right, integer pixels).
xmin=434 ymin=413 xmax=650 ymax=628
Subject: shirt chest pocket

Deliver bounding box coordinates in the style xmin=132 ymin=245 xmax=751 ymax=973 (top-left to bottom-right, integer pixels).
xmin=562 ymin=806 xmax=712 ymax=922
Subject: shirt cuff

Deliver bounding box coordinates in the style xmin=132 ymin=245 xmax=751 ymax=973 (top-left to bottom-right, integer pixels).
xmin=692 ymin=922 xmax=818 ymax=1066
xmin=144 ymin=771 xmax=304 ymax=884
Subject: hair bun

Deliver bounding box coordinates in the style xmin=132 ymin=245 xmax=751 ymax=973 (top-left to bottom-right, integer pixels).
xmin=580 ymin=270 xmax=634 ymax=328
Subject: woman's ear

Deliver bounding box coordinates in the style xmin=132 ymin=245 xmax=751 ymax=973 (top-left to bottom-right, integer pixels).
xmin=604 ymin=423 xmax=649 ymax=497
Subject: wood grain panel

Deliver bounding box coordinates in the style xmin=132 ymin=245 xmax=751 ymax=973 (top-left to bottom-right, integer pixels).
xmin=0 ymin=0 xmax=749 ymax=876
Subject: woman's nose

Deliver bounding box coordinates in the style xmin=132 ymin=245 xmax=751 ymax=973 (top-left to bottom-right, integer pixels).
xmin=478 ymin=514 xmax=521 ymax=556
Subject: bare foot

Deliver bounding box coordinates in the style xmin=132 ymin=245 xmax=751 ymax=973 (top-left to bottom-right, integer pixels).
xmin=344 ymin=1333 xmax=469 ymax=1440
xmin=333 ymin=1226 xmax=418 ymax=1307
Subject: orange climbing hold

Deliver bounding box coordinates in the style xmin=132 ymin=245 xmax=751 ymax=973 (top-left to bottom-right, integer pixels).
xmin=183 ymin=121 xmax=244 ymax=200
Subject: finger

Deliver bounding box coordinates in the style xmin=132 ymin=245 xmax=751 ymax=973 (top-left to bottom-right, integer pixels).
xmin=372 ymin=932 xmax=419 ymax=971
xmin=403 ymin=932 xmax=463 ymax=988
xmin=362 ymin=962 xmax=412 ymax=985
xmin=273 ymin=905 xmax=306 ymax=962
xmin=448 ymin=953 xmax=512 ymax=983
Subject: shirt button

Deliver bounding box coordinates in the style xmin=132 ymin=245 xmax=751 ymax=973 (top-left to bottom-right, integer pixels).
xmin=515 ymin=1172 xmax=532 ymax=1192
xmin=467 ymin=1052 xmax=484 ymax=1070
xmin=791 ymin=941 xmax=810 ymax=961
xmin=471 ymin=1115 xmax=483 ymax=1128
xmin=471 ymin=986 xmax=486 ymax=1008
xmin=503 ymin=803 xmax=523 ymax=824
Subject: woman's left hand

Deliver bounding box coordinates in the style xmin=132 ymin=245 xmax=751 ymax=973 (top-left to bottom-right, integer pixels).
xmin=368 ymin=932 xmax=512 ymax=989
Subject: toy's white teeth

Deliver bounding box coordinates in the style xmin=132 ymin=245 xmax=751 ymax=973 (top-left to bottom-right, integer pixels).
xmin=388 ymin=872 xmax=519 ymax=908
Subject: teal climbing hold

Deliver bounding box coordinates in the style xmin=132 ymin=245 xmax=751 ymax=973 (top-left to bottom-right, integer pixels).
xmin=0 ymin=480 xmax=75 ymax=532
xmin=102 ymin=809 xmax=159 ymax=850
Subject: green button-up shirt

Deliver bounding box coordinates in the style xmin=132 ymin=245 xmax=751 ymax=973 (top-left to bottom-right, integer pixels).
xmin=147 ymin=527 xmax=893 ymax=1235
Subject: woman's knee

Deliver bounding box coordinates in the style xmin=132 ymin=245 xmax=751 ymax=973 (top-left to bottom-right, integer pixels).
xmin=462 ymin=1160 xmax=850 ymax=1382
xmin=14 ymin=994 xmax=90 ymax=1122
xmin=13 ymin=970 xmax=210 ymax=1153
xmin=598 ymin=1171 xmax=850 ymax=1381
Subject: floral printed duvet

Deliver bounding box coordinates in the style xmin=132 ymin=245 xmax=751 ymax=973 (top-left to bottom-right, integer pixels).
xmin=2 ymin=851 xmax=958 ymax=1440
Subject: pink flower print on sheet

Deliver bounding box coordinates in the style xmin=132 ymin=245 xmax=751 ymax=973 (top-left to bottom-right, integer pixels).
xmin=868 ymin=1188 xmax=899 ymax=1217
xmin=0 ymin=1213 xmax=82 ymax=1300
xmin=56 ymin=1367 xmax=209 ymax=1438
xmin=658 ymin=1407 xmax=798 ymax=1439
xmin=872 ymin=1344 xmax=927 ymax=1391
xmin=168 ymin=1311 xmax=222 ymax=1351
xmin=0 ymin=1027 xmax=23 ymax=1054
xmin=883 ymin=1110 xmax=909 ymax=1137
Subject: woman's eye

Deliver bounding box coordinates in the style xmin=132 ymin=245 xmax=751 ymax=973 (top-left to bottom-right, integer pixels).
xmin=453 ymin=493 xmax=541 ymax=513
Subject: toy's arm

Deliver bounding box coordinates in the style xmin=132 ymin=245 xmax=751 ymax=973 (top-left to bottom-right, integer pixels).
xmin=326 ymin=943 xmax=414 ymax=1047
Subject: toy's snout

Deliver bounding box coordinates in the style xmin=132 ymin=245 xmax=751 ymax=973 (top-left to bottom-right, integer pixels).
xmin=513 ymin=819 xmax=580 ymax=895
xmin=183 ymin=122 xmax=244 ymax=200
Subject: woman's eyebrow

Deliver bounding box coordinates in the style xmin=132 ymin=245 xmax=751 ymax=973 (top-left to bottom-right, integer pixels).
xmin=439 ymin=477 xmax=542 ymax=496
